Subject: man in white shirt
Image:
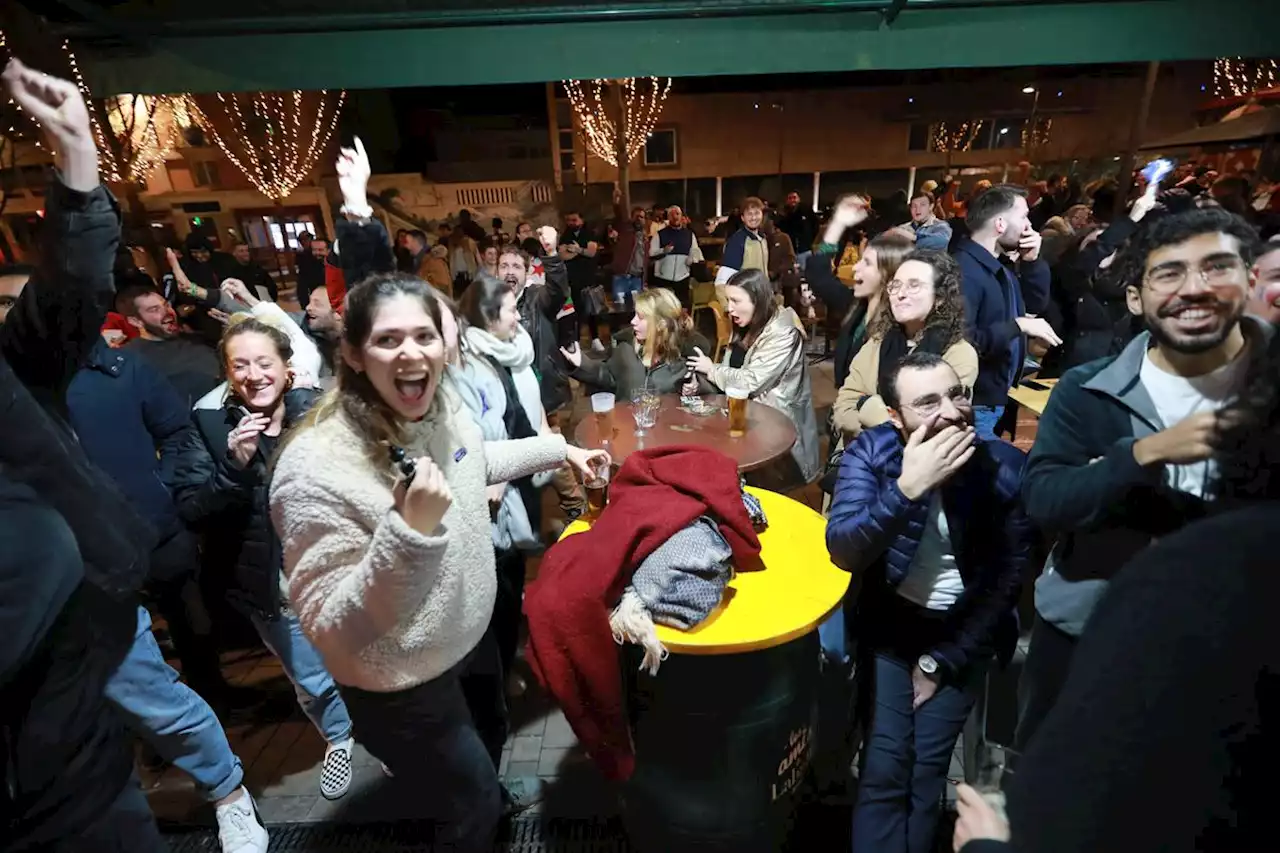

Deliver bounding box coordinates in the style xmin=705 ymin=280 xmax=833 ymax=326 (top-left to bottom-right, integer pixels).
xmin=1019 ymin=206 xmax=1272 ymax=755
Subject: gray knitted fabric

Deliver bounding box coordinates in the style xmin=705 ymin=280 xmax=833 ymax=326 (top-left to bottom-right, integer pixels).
xmin=629 ymin=517 xmax=733 ymax=630
xmin=627 ymin=492 xmax=769 ymax=631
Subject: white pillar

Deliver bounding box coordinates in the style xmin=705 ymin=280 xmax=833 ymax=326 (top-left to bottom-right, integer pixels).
xmin=1001 ymin=162 xmax=1011 ymax=184
xmin=907 ymin=166 xmax=917 ymax=198
xmin=715 ymin=176 xmax=723 ymax=217
xmin=812 ymin=171 xmax=821 ymax=211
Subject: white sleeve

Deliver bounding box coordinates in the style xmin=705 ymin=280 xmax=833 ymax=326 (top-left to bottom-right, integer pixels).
xmin=251 ymin=301 xmax=323 ymax=384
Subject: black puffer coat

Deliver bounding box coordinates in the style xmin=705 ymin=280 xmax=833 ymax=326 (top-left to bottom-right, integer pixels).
xmin=517 ymin=255 xmax=573 ymax=415
xmin=1 ymin=179 xmax=151 ymax=849
xmin=170 ymin=388 xmax=319 ymax=619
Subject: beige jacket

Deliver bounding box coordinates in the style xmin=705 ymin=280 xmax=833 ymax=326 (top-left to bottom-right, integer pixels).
xmin=707 ymin=307 xmax=821 ymax=482
xmin=269 ymin=396 xmax=567 ymax=692
xmin=832 ymin=335 xmax=979 ymax=438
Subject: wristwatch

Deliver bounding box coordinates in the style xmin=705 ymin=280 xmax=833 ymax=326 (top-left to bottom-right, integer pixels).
xmin=917 ymin=654 xmax=939 ymax=676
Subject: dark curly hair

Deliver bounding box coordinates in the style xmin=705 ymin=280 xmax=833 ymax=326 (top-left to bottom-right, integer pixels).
xmin=1215 ymin=331 xmax=1280 ymax=502
xmin=869 ymin=248 xmax=966 ymax=349
xmin=1111 ymin=206 xmax=1260 ymax=296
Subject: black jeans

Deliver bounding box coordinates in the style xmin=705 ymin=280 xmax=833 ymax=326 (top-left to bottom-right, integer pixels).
xmin=147 ymin=528 xmax=224 ymax=694
xmin=46 ymin=772 xmax=165 ymax=853
xmin=339 ymin=633 xmax=507 ymax=853
xmin=492 ymin=548 xmax=527 ymax=681
xmin=653 ymin=275 xmax=692 ymax=311
xmin=1013 ymin=613 xmax=1078 ymax=757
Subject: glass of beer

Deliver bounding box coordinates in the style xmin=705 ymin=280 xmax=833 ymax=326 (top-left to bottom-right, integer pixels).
xmin=583 ymin=459 xmax=610 ymax=522
xmin=727 ymin=387 xmax=749 ymax=437
xmin=590 ymin=392 xmax=616 ymax=440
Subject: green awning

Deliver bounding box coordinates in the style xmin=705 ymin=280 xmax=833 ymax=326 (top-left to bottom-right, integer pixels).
xmin=55 ymin=0 xmax=1277 ymax=95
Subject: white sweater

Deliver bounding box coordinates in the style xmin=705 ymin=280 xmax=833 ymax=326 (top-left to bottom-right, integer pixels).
xmin=269 ymin=399 xmax=567 ymax=692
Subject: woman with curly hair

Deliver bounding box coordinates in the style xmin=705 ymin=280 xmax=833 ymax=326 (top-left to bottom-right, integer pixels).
xmin=831 ymin=249 xmax=978 ymax=439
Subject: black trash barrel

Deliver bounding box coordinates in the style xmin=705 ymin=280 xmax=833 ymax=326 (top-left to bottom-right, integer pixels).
xmin=621 ymin=631 xmax=820 ymax=853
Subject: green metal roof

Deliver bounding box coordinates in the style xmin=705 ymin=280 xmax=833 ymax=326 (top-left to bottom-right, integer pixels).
xmin=41 ymin=0 xmax=1278 ymax=94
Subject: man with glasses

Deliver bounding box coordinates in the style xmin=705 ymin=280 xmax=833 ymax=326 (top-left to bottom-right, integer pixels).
xmin=1015 ymin=206 xmax=1272 ymax=758
xmin=827 ymin=350 xmax=1031 ymax=853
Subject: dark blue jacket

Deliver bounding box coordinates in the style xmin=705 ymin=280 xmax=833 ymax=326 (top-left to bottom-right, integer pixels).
xmin=952 ymin=238 xmax=1050 ymax=407
xmin=826 ymin=423 xmax=1033 ymax=676
xmin=66 ymin=338 xmax=193 ymax=548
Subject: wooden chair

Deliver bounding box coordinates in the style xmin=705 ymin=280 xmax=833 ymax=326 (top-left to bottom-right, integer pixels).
xmin=691 ymin=280 xmax=717 ymax=324
xmin=709 ymin=301 xmax=733 ymax=363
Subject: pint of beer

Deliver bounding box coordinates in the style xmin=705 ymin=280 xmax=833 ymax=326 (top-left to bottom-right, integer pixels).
xmin=583 ymin=460 xmax=610 ymax=521
xmin=590 ymin=392 xmax=616 ymax=440
xmin=727 ymin=387 xmax=749 ymax=437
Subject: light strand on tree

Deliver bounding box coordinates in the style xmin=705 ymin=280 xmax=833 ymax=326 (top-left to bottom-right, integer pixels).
xmin=930 ymin=119 xmax=984 ymax=153
xmin=562 ymin=77 xmax=671 ymax=167
xmin=182 ymin=88 xmax=345 ymax=202
xmin=1213 ymin=58 xmax=1280 ymax=99
xmin=1021 ymin=117 xmax=1052 ymax=150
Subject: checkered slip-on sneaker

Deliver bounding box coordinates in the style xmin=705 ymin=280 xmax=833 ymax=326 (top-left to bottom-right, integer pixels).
xmin=320 ymin=738 xmax=354 ymax=800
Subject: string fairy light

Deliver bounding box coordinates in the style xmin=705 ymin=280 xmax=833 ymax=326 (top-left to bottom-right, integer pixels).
xmin=562 ymin=77 xmax=671 ymax=167
xmin=1021 ymin=117 xmax=1052 ymax=150
xmin=1213 ymin=58 xmax=1280 ymax=99
xmin=182 ymin=88 xmax=345 ymax=202
xmin=930 ymin=119 xmax=985 ymax=153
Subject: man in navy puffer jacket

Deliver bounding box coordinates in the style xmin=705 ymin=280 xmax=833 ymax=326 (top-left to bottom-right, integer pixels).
xmin=826 ymin=350 xmax=1033 ymax=853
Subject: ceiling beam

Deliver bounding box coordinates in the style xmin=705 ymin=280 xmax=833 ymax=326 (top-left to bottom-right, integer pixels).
xmin=73 ymin=0 xmax=1273 ymax=95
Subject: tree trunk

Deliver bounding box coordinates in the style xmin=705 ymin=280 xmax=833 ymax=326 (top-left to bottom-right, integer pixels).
xmin=613 ymin=83 xmax=630 ymax=213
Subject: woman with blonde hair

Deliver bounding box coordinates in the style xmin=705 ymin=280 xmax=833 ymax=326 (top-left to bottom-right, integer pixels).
xmin=560 ymin=286 xmax=713 ymax=398
xmin=831 ymin=249 xmax=978 ymax=439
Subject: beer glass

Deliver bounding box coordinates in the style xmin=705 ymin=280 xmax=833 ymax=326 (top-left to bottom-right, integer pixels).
xmin=727 ymin=387 xmax=749 ymax=437
xmin=583 ymin=459 xmax=610 ymax=521
xmin=591 ymin=392 xmax=616 ymax=440
xmin=631 ymin=389 xmax=660 ymax=436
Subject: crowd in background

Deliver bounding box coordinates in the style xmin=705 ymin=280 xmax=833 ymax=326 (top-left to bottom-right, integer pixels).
xmin=3 ymin=52 xmax=1279 ymax=853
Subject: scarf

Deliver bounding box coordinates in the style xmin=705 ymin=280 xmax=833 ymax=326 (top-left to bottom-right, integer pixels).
xmin=876 ymin=323 xmax=954 ymax=396
xmin=462 ymin=324 xmax=542 ymax=433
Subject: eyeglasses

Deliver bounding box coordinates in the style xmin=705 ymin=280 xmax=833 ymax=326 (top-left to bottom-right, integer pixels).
xmin=1144 ymin=255 xmax=1246 ymax=294
xmin=886 ymin=278 xmax=930 ymax=297
xmin=905 ymin=384 xmax=973 ymax=417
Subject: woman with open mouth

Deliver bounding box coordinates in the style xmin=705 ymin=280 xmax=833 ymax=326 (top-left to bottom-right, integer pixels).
xmin=169 ymin=316 xmax=358 ymax=810
xmin=269 ymin=268 xmax=610 ymax=852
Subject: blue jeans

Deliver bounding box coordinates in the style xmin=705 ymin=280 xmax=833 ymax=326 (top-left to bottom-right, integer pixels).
xmin=611 ymin=273 xmax=643 ymax=304
xmin=250 ymin=608 xmax=353 ymax=746
xmin=852 ymin=653 xmax=981 ymax=853
xmin=973 ymin=404 xmax=1005 ymax=440
xmin=105 ymin=607 xmax=245 ymax=802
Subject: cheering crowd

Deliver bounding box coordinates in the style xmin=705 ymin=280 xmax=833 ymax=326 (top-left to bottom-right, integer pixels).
xmin=2 ymin=55 xmax=1278 ymax=853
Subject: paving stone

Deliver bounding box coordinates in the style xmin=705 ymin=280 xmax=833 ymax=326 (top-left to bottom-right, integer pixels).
xmin=505 ymin=760 xmax=541 ymax=782
xmin=542 ymin=712 xmax=578 ymax=749
xmin=537 ymin=747 xmax=574 ymax=778
xmin=254 ymin=794 xmax=317 ymax=823
xmin=510 ymin=735 xmax=543 ymax=763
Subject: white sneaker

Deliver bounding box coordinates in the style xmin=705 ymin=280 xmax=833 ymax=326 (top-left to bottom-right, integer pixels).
xmin=591 ymin=339 xmax=606 ymax=354
xmin=215 ymin=788 xmax=268 ymax=853
xmin=320 ymin=737 xmax=354 ymax=800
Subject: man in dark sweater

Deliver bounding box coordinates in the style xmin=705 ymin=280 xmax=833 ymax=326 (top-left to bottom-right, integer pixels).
xmin=951 ymin=185 xmax=1060 ymax=438
xmin=1016 ymin=207 xmax=1268 ymax=755
xmin=120 ymin=284 xmax=222 ymax=407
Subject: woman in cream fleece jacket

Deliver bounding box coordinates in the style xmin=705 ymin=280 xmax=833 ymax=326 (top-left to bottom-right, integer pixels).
xmin=269 ymin=267 xmax=606 ymax=853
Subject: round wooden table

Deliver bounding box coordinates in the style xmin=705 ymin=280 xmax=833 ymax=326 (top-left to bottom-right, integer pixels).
xmin=573 ymin=394 xmax=797 ymax=473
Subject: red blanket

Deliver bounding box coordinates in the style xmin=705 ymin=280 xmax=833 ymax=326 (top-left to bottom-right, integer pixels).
xmin=524 ymin=446 xmax=761 ymax=780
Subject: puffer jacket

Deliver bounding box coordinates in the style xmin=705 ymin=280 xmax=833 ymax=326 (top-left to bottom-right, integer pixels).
xmin=825 ymin=423 xmax=1032 ymax=677
xmin=1 ymin=177 xmax=149 ymax=849
xmin=705 ymin=307 xmax=821 ymax=483
xmin=517 ymin=255 xmax=572 ymax=415
xmin=170 ymin=388 xmax=319 ymax=619
xmin=571 ymin=328 xmax=714 ymax=399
